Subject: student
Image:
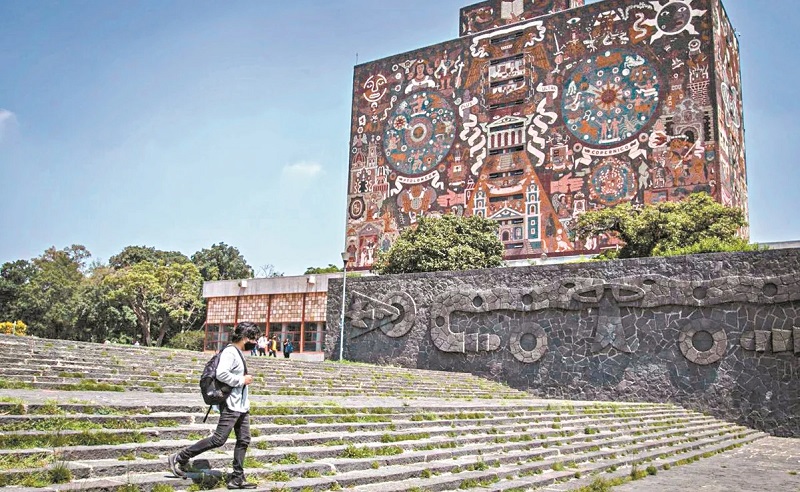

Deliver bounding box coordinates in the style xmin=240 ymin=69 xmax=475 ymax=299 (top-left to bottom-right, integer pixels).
xmin=256 ymin=333 xmax=268 ymax=357
xmin=282 ymin=338 xmax=294 ymax=359
xmin=168 ymin=322 xmax=259 ymax=489
xmin=268 ymin=336 xmax=278 ymax=358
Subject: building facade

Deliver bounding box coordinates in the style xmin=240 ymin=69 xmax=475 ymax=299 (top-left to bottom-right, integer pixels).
xmin=345 ymin=0 xmax=746 ymax=269
xmin=203 ymin=274 xmax=338 ymax=355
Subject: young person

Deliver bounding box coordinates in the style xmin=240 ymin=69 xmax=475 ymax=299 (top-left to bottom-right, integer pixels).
xmin=282 ymin=338 xmax=294 ymax=359
xmin=256 ymin=333 xmax=268 ymax=357
xmin=168 ymin=322 xmax=259 ymax=489
xmin=268 ymin=336 xmax=278 ymax=358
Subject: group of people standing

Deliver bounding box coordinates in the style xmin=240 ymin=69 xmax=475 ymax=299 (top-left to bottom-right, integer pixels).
xmin=253 ymin=333 xmax=293 ymax=358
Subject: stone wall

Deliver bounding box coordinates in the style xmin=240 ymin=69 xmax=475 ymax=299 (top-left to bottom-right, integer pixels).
xmin=325 ymin=249 xmax=800 ymax=437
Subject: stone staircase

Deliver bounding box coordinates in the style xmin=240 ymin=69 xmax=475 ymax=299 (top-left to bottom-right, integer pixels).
xmin=0 ymin=335 xmax=524 ymax=399
xmin=0 ymin=334 xmax=768 ymax=491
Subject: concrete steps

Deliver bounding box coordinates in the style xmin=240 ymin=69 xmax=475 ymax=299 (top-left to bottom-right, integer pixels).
xmin=0 ymin=334 xmax=771 ymax=491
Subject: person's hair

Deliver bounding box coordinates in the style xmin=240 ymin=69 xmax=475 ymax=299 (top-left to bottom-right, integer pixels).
xmin=231 ymin=322 xmax=260 ymax=343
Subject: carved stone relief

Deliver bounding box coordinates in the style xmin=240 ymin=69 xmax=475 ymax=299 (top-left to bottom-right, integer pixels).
xmin=345 ymin=291 xmax=417 ymax=338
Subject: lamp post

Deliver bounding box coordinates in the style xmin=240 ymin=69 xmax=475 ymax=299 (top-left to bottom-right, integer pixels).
xmin=338 ymin=251 xmax=352 ymax=361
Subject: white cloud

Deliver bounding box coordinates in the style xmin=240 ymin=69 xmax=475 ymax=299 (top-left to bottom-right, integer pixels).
xmin=0 ymin=109 xmax=18 ymax=143
xmin=282 ymin=161 xmax=323 ymax=180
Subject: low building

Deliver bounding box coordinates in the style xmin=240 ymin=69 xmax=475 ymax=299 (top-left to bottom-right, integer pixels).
xmin=202 ymin=274 xmax=341 ymax=357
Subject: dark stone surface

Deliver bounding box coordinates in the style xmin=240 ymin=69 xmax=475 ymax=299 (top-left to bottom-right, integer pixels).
xmin=326 ymin=249 xmax=800 ymax=437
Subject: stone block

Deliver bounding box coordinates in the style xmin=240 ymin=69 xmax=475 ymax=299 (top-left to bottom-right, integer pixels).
xmin=794 ymin=327 xmax=800 ymax=354
xmin=771 ymin=329 xmax=792 ymax=353
xmin=755 ymin=331 xmax=771 ymax=352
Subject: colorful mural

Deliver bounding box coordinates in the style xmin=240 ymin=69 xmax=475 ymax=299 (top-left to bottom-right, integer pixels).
xmin=346 ymin=0 xmax=747 ymax=269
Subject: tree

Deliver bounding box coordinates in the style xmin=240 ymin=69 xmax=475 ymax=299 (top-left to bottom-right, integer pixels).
xmin=373 ymin=215 xmax=504 ymax=274
xmin=17 ymin=246 xmax=90 ymax=339
xmin=304 ymin=264 xmax=342 ymax=274
xmin=109 ymin=246 xmax=189 ymax=269
xmin=0 ymin=260 xmax=35 ymax=321
xmin=104 ymin=262 xmax=202 ymax=346
xmin=574 ymin=192 xmax=756 ymax=259
xmin=256 ymin=264 xmax=283 ymax=278
xmin=191 ymin=243 xmax=254 ymax=282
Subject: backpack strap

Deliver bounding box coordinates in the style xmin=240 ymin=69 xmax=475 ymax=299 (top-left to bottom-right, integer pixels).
xmin=223 ymin=344 xmax=248 ymax=376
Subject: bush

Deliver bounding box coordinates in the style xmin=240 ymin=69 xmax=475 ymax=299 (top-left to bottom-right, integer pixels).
xmin=166 ymin=330 xmax=205 ymax=351
xmin=0 ymin=321 xmax=27 ymax=336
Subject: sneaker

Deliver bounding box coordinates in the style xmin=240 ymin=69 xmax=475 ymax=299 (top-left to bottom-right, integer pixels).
xmin=168 ymin=454 xmax=188 ymax=479
xmin=226 ymin=477 xmax=257 ymax=489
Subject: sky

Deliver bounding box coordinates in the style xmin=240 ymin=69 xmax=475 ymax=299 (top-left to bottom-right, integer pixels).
xmin=0 ymin=0 xmax=798 ymax=276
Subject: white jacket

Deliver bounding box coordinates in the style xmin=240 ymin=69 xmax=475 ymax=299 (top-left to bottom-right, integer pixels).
xmin=216 ymin=345 xmax=249 ymax=413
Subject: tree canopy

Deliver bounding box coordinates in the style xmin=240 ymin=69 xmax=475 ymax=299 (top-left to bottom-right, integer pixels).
xmin=109 ymin=246 xmax=189 ymax=269
xmin=191 ymin=242 xmax=254 ymax=282
xmin=304 ymin=264 xmax=343 ymax=274
xmin=574 ymin=192 xmax=756 ymax=259
xmin=1 ymin=241 xmax=257 ymax=346
xmin=373 ymin=214 xmax=504 ymax=274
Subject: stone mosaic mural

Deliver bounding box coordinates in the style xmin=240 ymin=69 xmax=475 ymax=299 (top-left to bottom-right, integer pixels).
xmin=346 ymin=0 xmax=746 ymax=269
xmin=325 ymin=249 xmax=800 ymax=437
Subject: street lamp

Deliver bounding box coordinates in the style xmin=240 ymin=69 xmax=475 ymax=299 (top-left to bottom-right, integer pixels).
xmin=338 ymin=251 xmax=353 ymax=361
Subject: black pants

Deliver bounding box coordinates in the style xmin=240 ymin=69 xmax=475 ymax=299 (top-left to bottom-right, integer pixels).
xmin=177 ymin=405 xmax=251 ymax=479
xmin=257 ymin=348 xmax=266 ymax=356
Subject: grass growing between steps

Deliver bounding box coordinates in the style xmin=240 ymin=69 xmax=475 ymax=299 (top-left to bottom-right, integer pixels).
xmin=0 ymin=430 xmax=150 ymax=449
xmin=0 ymin=461 xmax=72 ymax=487
xmin=0 ymin=452 xmax=54 ymax=470
xmin=0 ymin=417 xmax=179 ymax=432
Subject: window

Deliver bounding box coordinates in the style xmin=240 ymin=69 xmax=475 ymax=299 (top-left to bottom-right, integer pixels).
xmin=489 ymin=100 xmax=524 ymax=111
xmin=490 ymin=32 xmax=523 ymax=45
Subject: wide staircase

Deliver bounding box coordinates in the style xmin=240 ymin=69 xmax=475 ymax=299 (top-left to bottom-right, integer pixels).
xmin=0 ymin=334 xmax=767 ymax=491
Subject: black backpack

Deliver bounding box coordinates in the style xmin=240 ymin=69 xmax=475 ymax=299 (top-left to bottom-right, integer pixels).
xmin=199 ymin=346 xmax=247 ymax=422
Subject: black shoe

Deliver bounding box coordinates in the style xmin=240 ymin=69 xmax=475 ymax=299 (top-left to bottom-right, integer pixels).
xmin=168 ymin=454 xmax=188 ymax=479
xmin=227 ymin=477 xmax=257 ymax=489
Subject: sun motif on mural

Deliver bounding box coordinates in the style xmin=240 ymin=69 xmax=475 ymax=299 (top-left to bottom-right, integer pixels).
xmin=383 ymin=91 xmax=457 ymax=176
xmin=645 ymin=0 xmax=707 ymax=43
xmin=561 ymin=50 xmax=661 ymax=147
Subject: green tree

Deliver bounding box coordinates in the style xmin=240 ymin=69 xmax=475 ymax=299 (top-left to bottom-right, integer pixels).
xmin=373 ymin=214 xmax=504 ymax=274
xmin=73 ymin=266 xmax=136 ymax=343
xmin=0 ymin=260 xmax=35 ymax=321
xmin=191 ymin=242 xmax=254 ymax=282
xmin=17 ymin=246 xmax=90 ymax=339
xmin=104 ymin=262 xmax=202 ymax=346
xmin=574 ymin=192 xmax=756 ymax=259
xmin=108 ymin=246 xmax=189 ymax=269
xmin=304 ymin=264 xmax=343 ymax=274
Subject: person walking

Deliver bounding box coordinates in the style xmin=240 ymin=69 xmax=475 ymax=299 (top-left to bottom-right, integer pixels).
xmin=282 ymin=338 xmax=294 ymax=359
xmin=168 ymin=322 xmax=259 ymax=489
xmin=256 ymin=333 xmax=268 ymax=357
xmin=268 ymin=336 xmax=278 ymax=358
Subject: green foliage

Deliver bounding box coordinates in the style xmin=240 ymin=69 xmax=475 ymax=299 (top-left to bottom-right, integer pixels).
xmin=191 ymin=242 xmax=254 ymax=282
xmin=109 ymin=246 xmax=190 ymax=269
xmin=304 ymin=264 xmax=343 ymax=274
xmin=166 ymin=329 xmax=205 ymax=351
xmin=575 ymin=193 xmax=756 ymax=259
xmin=373 ymin=215 xmax=503 ymax=274
xmin=104 ymin=261 xmax=202 ymax=346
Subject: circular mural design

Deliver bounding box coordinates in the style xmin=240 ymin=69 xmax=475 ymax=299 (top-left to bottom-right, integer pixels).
xmin=562 ymin=49 xmax=661 ymax=147
xmin=384 ymin=91 xmax=456 ymax=176
xmin=589 ymin=157 xmax=636 ymax=206
xmin=677 ymin=319 xmax=728 ymax=366
xmin=348 ymin=196 xmax=365 ymax=221
xmin=658 ymin=2 xmax=692 ymax=33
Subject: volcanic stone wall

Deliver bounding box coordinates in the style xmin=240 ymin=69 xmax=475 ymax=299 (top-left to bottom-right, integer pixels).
xmin=326 ymin=249 xmax=800 ymax=437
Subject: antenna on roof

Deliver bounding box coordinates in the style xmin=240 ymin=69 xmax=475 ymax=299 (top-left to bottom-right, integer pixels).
xmin=356 ymin=52 xmax=359 ymax=65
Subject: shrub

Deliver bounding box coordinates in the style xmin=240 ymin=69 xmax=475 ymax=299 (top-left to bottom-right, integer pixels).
xmin=0 ymin=321 xmax=27 ymax=336
xmin=166 ymin=330 xmax=205 ymax=351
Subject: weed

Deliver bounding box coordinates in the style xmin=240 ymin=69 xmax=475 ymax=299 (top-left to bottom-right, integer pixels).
xmin=302 ymin=469 xmax=321 ymax=478
xmin=267 ymin=471 xmax=291 ymax=481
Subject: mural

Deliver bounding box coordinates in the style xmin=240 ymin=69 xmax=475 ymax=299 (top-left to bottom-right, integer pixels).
xmin=346 ymin=0 xmax=746 ymax=269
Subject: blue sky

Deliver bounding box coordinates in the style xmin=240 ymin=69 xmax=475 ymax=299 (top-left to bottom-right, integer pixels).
xmin=0 ymin=0 xmax=797 ymax=276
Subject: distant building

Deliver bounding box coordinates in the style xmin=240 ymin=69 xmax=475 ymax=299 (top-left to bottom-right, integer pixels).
xmin=345 ymin=0 xmax=746 ymax=269
xmin=203 ymin=274 xmax=340 ymax=356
